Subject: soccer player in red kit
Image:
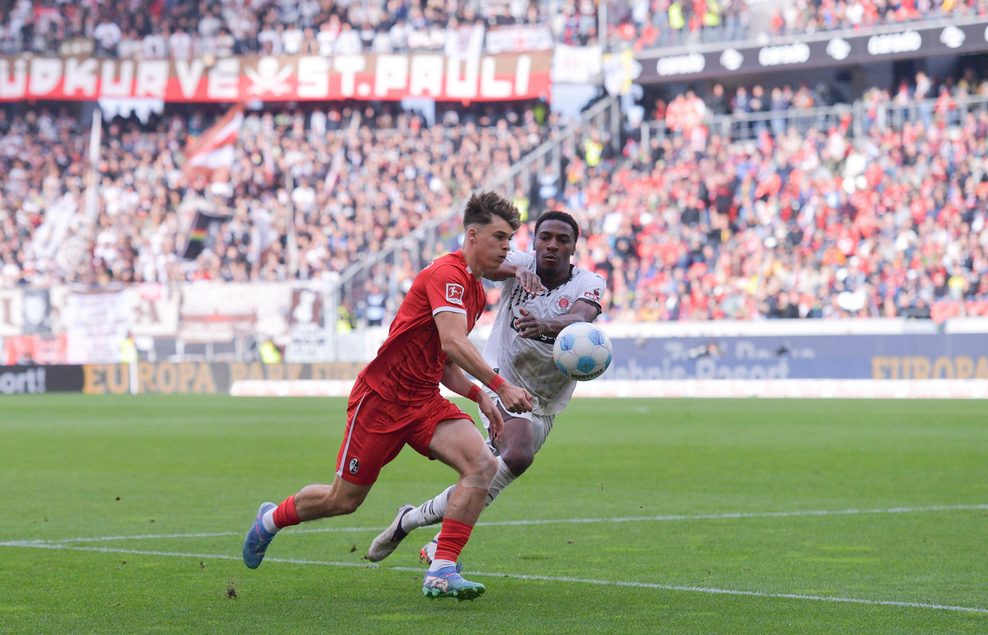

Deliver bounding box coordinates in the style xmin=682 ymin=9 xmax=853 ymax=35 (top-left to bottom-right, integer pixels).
xmin=242 ymin=191 xmax=532 ymax=601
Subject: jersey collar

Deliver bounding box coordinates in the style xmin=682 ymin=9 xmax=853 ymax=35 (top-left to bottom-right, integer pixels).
xmin=453 ymin=250 xmax=475 ymax=275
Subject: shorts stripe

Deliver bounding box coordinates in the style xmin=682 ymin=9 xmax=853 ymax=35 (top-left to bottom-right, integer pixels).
xmin=336 ymin=394 xmax=365 ymax=478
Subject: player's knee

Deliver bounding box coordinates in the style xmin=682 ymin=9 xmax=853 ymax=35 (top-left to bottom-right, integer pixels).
xmin=500 ymin=447 xmax=534 ymax=477
xmin=480 ymin=452 xmax=498 ymax=482
xmin=461 ymin=451 xmax=498 ymax=489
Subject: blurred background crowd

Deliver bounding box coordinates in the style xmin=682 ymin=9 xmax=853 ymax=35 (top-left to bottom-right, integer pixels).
xmin=1 ymin=0 xmax=987 ymax=331
xmin=3 ymin=0 xmax=984 ymax=58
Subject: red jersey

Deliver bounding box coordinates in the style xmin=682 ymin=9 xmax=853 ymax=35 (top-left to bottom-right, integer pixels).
xmin=360 ymin=251 xmax=486 ymax=405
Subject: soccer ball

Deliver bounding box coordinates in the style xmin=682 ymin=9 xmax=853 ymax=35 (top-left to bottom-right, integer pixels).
xmin=553 ymin=322 xmax=613 ymax=381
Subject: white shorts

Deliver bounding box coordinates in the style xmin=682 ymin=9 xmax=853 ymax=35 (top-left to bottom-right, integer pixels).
xmin=476 ymin=387 xmax=555 ymax=455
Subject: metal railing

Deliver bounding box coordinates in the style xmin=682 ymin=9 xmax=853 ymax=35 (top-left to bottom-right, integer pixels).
xmin=636 ymin=14 xmax=988 ymax=57
xmin=642 ymin=94 xmax=988 ymax=145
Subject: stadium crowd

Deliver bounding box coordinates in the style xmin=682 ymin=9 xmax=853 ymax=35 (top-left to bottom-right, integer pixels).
xmin=564 ymin=73 xmax=988 ymax=321
xmin=0 ymin=101 xmax=552 ymax=289
xmin=769 ymin=0 xmax=988 ymax=36
xmin=0 ymin=0 xmax=601 ymax=57
xmin=2 ymin=40 xmax=988 ymax=323
xmin=3 ymin=0 xmax=984 ymax=61
xmin=653 ymin=68 xmax=988 ymax=138
xmin=0 ymin=0 xmax=755 ymax=58
xmin=614 ymin=0 xmax=986 ymax=51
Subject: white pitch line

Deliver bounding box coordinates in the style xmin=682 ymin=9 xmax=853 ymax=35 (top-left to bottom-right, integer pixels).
xmin=3 ymin=542 xmax=987 ymax=616
xmin=8 ymin=503 xmax=987 ymax=546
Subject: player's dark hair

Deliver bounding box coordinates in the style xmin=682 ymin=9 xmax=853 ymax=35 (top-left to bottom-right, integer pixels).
xmin=463 ymin=191 xmax=521 ymax=231
xmin=534 ymin=210 xmax=580 ymax=241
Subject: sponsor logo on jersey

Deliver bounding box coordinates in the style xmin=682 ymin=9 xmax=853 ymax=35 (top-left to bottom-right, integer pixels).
xmin=445 ymin=283 xmax=464 ymax=305
xmin=582 ymin=288 xmax=602 ymax=304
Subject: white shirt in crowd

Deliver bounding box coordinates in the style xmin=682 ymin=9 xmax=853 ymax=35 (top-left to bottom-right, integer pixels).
xmin=93 ymin=20 xmax=122 ymax=51
xmin=257 ymin=27 xmax=282 ymax=54
xmin=143 ymin=33 xmax=167 ymax=59
xmin=282 ymin=26 xmax=304 ymax=55
xmin=335 ymin=25 xmax=362 ymax=55
xmin=169 ymin=30 xmax=192 ymax=59
xmin=317 ymin=26 xmax=338 ymax=56
xmin=198 ymin=13 xmax=222 ymax=38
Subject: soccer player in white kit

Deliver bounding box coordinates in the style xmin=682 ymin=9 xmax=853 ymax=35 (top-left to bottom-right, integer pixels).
xmin=366 ymin=210 xmax=606 ymax=564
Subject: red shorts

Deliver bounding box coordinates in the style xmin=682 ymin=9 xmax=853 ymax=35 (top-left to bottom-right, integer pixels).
xmin=336 ymin=377 xmax=474 ymax=486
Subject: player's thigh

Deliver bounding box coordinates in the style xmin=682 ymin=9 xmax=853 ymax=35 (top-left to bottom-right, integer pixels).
xmin=336 ymin=387 xmax=409 ymax=486
xmin=478 ymin=390 xmax=554 ymax=456
xmin=529 ymin=413 xmax=555 ymax=454
xmin=427 ymin=418 xmax=493 ymax=476
xmin=494 ymin=415 xmax=536 ymax=458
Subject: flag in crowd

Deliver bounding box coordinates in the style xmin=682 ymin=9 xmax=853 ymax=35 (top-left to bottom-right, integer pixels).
xmin=182 ymin=104 xmax=244 ymax=184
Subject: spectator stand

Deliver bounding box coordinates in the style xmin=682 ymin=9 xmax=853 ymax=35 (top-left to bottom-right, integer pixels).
xmin=330 ymin=95 xmax=622 ymax=334
xmin=642 ymin=90 xmax=988 ymax=146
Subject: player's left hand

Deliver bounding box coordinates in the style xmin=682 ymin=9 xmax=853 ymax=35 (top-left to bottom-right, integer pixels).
xmin=515 ymin=269 xmax=546 ymax=295
xmin=477 ymin=391 xmax=503 ymax=441
xmin=514 ymin=307 xmax=546 ymax=339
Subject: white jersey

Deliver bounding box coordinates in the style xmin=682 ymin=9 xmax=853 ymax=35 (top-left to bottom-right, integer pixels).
xmin=484 ymin=250 xmax=606 ymax=416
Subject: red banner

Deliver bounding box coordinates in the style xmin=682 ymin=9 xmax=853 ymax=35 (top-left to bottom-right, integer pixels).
xmin=0 ymin=52 xmax=551 ymax=102
xmin=3 ymin=334 xmax=68 ymax=365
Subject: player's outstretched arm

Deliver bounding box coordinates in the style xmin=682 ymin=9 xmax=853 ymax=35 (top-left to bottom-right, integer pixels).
xmin=482 ymin=262 xmax=517 ymax=282
xmin=513 ymin=301 xmax=600 ymax=340
xmin=483 ymin=263 xmax=545 ymax=294
xmin=434 ymin=311 xmax=532 ymax=414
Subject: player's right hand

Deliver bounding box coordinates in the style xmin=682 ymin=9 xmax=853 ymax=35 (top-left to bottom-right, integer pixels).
xmin=477 ymin=392 xmax=504 ymax=442
xmin=497 ymin=383 xmax=532 ymax=414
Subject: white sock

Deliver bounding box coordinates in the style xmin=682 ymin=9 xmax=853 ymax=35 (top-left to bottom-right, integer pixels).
xmin=486 ymin=457 xmax=517 ymax=506
xmin=261 ymin=508 xmax=279 ymax=534
xmin=429 ymin=558 xmax=456 ymax=573
xmin=405 ymin=458 xmax=517 ymax=531
xmin=404 ymin=485 xmax=455 ymax=530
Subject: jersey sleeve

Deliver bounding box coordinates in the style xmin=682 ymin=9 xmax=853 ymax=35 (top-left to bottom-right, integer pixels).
xmin=498 ymin=250 xmax=533 ymax=296
xmin=504 ymin=250 xmax=534 ymax=270
xmin=424 ymin=263 xmax=472 ymax=317
xmin=574 ymin=271 xmax=606 ymax=311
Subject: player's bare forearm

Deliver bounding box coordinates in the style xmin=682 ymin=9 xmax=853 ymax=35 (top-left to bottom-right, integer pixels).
xmin=442 ymin=330 xmax=502 ymax=387
xmin=484 ymin=262 xmax=544 ymax=295
xmin=434 ymin=311 xmax=532 ymax=413
xmin=514 ymin=300 xmax=600 ymax=339
xmin=434 ymin=311 xmax=501 ymax=386
xmin=537 ymin=312 xmax=593 ymax=337
xmin=440 ymin=361 xmax=503 ymax=440
xmin=440 ymin=362 xmax=477 ymax=399
xmin=482 ymin=262 xmax=518 ymax=282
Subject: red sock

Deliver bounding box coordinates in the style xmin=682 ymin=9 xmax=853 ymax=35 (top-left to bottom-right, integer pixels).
xmin=434 ymin=518 xmax=474 ymax=563
xmin=272 ymin=495 xmax=300 ymax=528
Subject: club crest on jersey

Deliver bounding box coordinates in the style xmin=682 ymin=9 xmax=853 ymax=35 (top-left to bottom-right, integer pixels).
xmin=348 ymin=458 xmax=359 ymax=474
xmin=555 ymin=295 xmax=573 ymax=312
xmin=446 ymin=283 xmax=465 ymax=306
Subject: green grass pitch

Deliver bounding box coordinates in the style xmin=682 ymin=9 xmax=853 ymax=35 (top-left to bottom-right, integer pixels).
xmin=1 ymin=394 xmax=987 ymax=633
